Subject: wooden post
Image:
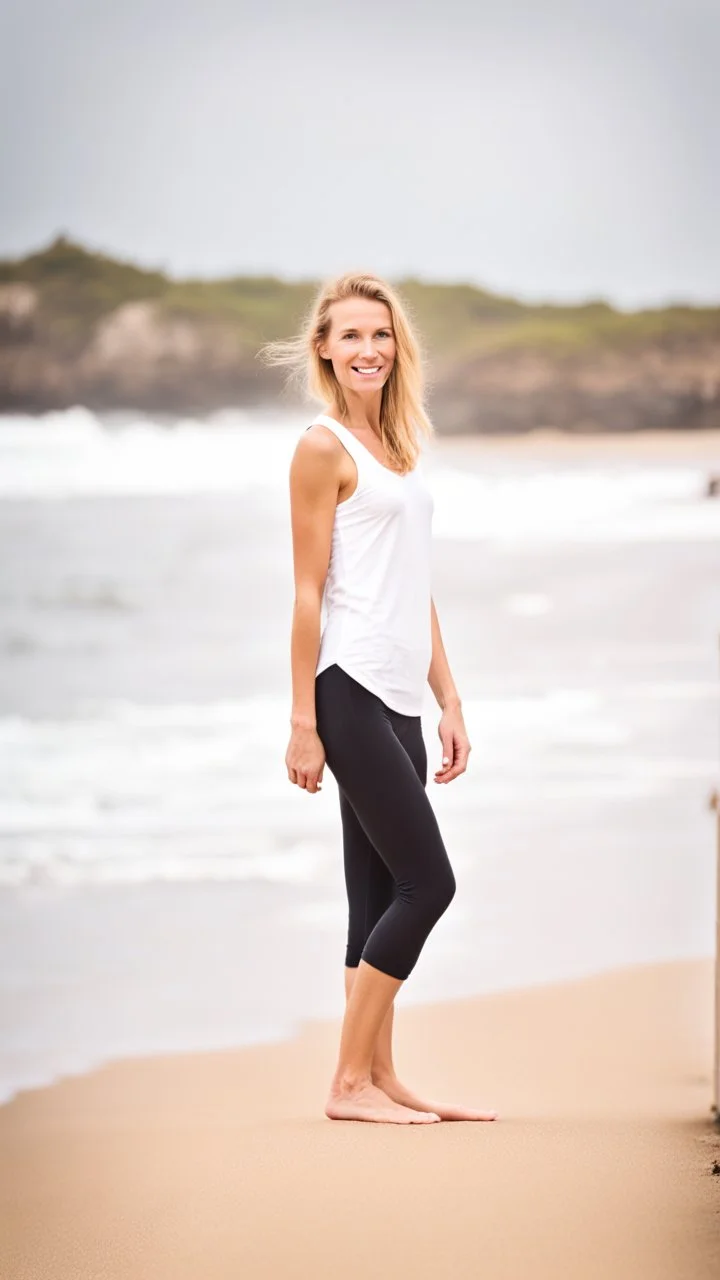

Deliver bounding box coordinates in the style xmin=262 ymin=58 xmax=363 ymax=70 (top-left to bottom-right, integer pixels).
xmin=713 ymin=629 xmax=720 ymax=1119
xmin=712 ymin=785 xmax=720 ymax=1119
xmin=713 ymin=786 xmax=720 ymax=1117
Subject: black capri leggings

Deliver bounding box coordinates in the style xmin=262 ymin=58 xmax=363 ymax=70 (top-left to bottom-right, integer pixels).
xmin=315 ymin=663 xmax=456 ymax=982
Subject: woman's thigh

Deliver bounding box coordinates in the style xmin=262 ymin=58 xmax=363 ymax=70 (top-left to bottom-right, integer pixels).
xmin=315 ymin=665 xmax=449 ymax=893
xmin=338 ymin=788 xmax=394 ymax=961
xmin=391 ymin=713 xmax=428 ymax=789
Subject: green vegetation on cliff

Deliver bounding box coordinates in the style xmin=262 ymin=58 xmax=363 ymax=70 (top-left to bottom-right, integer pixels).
xmin=3 ymin=235 xmax=718 ymax=357
xmin=1 ymin=236 xmax=719 ymax=430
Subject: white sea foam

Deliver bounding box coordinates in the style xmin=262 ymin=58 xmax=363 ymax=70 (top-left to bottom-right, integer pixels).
xmin=1 ymin=409 xmax=718 ymax=543
xmin=0 ymin=408 xmax=306 ymax=498
xmin=1 ymin=683 xmax=715 ymax=887
xmin=506 ymin=593 xmax=554 ymax=616
xmin=430 ymin=462 xmax=720 ymax=543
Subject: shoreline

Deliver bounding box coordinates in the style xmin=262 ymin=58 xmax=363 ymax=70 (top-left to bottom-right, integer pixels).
xmin=438 ymin=424 xmax=720 ymax=461
xmin=1 ymin=957 xmax=718 ymax=1278
xmin=1 ymin=944 xmax=714 ymax=1113
xmin=1 ymin=408 xmax=719 ymax=455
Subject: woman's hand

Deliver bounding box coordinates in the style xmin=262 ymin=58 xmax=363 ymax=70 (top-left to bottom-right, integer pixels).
xmin=434 ymin=705 xmax=471 ymax=784
xmin=286 ymin=726 xmax=326 ymax=795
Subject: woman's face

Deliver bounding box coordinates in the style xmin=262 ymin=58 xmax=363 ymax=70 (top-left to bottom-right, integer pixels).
xmin=319 ymin=297 xmax=396 ymax=397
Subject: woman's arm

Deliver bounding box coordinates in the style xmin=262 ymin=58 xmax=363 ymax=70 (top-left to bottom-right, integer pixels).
xmin=428 ymin=596 xmax=461 ymax=712
xmin=428 ymin=596 xmax=471 ymax=784
xmin=285 ymin=429 xmax=341 ymax=792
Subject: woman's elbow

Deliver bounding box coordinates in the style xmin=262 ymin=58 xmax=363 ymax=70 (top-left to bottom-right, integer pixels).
xmin=293 ymin=585 xmax=323 ymax=616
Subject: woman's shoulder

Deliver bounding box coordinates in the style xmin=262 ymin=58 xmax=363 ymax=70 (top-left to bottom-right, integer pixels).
xmin=297 ymin=420 xmax=345 ymax=459
xmin=291 ymin=422 xmax=347 ymax=490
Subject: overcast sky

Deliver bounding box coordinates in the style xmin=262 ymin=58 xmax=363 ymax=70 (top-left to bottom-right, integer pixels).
xmin=1 ymin=0 xmax=718 ymax=307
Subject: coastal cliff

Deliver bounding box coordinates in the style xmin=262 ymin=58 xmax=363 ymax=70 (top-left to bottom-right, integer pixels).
xmin=2 ymin=238 xmax=719 ymax=432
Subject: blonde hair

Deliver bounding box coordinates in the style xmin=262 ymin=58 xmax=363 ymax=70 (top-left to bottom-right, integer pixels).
xmin=259 ymin=272 xmax=433 ymax=473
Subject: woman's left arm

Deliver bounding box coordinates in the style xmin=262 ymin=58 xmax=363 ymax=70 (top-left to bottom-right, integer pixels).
xmin=428 ymin=596 xmax=472 ymax=784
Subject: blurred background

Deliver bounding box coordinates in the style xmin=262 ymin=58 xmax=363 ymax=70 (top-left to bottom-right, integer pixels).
xmin=0 ymin=0 xmax=719 ymax=1103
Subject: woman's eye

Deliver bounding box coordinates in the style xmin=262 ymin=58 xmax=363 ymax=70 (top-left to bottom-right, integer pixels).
xmin=340 ymin=332 xmax=391 ymax=339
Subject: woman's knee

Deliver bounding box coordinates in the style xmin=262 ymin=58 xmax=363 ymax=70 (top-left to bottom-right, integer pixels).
xmin=403 ymin=858 xmax=456 ymax=921
xmin=435 ymin=861 xmax=457 ymax=915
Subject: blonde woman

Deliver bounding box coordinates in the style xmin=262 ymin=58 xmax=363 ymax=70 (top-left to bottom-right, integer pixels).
xmin=265 ymin=275 xmax=497 ymax=1125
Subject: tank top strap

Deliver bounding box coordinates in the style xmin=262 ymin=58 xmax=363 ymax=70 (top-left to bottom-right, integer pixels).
xmin=307 ymin=415 xmax=371 ymax=475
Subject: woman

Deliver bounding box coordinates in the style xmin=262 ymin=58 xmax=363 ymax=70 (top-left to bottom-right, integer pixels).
xmin=265 ymin=274 xmax=496 ymax=1125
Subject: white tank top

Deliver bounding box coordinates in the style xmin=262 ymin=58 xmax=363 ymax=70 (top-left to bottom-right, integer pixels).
xmin=306 ymin=413 xmax=434 ymax=716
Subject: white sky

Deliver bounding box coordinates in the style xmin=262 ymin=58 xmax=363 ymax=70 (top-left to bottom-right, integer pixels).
xmin=1 ymin=0 xmax=718 ymax=306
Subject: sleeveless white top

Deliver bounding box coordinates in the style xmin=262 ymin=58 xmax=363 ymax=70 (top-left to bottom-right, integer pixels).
xmin=307 ymin=414 xmax=434 ymax=716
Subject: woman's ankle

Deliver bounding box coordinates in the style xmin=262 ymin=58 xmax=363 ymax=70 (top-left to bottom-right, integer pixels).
xmin=371 ymin=1065 xmax=397 ymax=1087
xmin=331 ymin=1067 xmax=373 ymax=1095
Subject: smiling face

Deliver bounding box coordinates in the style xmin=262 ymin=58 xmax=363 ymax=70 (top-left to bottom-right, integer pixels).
xmin=318 ymin=296 xmax=396 ymax=398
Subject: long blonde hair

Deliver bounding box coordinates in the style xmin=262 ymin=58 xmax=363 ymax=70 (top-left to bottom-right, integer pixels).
xmin=259 ymin=272 xmax=434 ymax=473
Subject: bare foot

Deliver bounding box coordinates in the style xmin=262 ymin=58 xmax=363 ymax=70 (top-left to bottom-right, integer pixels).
xmin=325 ymin=1078 xmax=441 ymax=1124
xmin=373 ymin=1073 xmax=498 ymax=1122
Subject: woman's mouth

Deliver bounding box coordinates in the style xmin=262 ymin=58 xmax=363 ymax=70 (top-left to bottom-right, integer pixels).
xmin=352 ymin=366 xmax=381 ymax=377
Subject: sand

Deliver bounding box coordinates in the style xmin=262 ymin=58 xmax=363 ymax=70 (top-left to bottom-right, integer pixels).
xmin=438 ymin=425 xmax=720 ymax=463
xmin=0 ymin=958 xmax=718 ymax=1279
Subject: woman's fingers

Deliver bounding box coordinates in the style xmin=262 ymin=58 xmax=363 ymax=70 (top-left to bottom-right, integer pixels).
xmin=447 ymin=743 xmax=471 ymax=781
xmin=286 ymin=725 xmax=325 ymax=792
xmin=288 ymin=767 xmax=323 ymax=793
xmin=434 ymin=734 xmax=458 ymax=779
xmin=435 ymin=741 xmax=471 ymax=783
xmin=434 ymin=750 xmax=454 ymax=778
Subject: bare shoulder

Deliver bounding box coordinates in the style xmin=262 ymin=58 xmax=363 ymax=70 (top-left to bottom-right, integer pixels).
xmin=296 ymin=423 xmax=344 ymax=460
xmin=292 ymin=425 xmax=343 ymax=473
xmin=290 ymin=425 xmax=344 ymax=495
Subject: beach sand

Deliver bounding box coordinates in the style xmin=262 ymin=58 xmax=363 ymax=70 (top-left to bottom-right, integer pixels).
xmin=438 ymin=425 xmax=720 ymax=463
xmin=1 ymin=958 xmax=718 ymax=1279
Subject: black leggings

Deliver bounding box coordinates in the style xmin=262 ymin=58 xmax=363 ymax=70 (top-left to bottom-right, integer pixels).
xmin=315 ymin=663 xmax=456 ymax=981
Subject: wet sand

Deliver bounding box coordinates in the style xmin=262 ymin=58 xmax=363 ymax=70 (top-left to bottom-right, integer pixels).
xmin=1 ymin=958 xmax=718 ymax=1279
xmin=438 ymin=425 xmax=720 ymax=462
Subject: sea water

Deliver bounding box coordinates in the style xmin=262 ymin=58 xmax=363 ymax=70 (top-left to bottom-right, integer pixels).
xmin=0 ymin=408 xmax=718 ymax=1102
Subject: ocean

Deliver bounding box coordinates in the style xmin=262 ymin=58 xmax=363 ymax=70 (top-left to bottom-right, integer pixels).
xmin=1 ymin=407 xmax=718 ymax=1102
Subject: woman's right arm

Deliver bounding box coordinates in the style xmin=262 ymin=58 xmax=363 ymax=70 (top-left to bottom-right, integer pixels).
xmin=285 ymin=428 xmax=341 ymax=795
